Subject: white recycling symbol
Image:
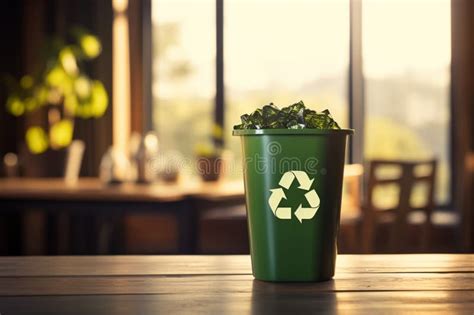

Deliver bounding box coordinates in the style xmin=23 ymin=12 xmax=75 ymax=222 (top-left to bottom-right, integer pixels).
xmin=268 ymin=170 xmax=320 ymax=223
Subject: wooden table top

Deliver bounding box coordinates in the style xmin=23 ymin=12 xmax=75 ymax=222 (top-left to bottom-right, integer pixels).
xmin=0 ymin=164 xmax=363 ymax=203
xmin=0 ymin=177 xmax=245 ymax=202
xmin=0 ymin=254 xmax=472 ymax=314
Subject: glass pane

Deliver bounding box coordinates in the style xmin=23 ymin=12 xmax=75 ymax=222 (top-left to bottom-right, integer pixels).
xmin=363 ymin=0 xmax=451 ymax=204
xmin=225 ymin=0 xmax=350 ymax=178
xmin=152 ymin=0 xmax=215 ymax=174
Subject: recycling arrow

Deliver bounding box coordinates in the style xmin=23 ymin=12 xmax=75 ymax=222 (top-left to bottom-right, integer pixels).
xmin=294 ymin=204 xmax=318 ymax=223
xmin=292 ymin=171 xmax=314 ymax=190
xmin=268 ymin=170 xmax=320 ymax=223
xmin=278 ymin=172 xmax=295 ymax=189
xmin=305 ymin=189 xmax=320 ymax=208
xmin=275 ymin=207 xmax=292 ymax=219
xmin=295 ymin=190 xmax=320 ymax=223
xmin=268 ymin=188 xmax=292 ymax=219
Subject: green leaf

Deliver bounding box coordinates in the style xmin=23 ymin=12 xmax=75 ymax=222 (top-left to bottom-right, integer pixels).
xmin=6 ymin=96 xmax=25 ymax=116
xmin=50 ymin=119 xmax=73 ymax=148
xmin=20 ymin=75 xmax=34 ymax=89
xmin=59 ymin=47 xmax=78 ymax=75
xmin=34 ymin=85 xmax=49 ymax=106
xmin=79 ymin=34 xmax=102 ymax=59
xmin=26 ymin=126 xmax=49 ymax=154
xmin=74 ymin=76 xmax=92 ymax=100
xmin=24 ymin=97 xmax=38 ymax=112
xmin=64 ymin=94 xmax=79 ymax=115
xmin=89 ymin=80 xmax=108 ymax=118
xmin=46 ymin=65 xmax=68 ymax=87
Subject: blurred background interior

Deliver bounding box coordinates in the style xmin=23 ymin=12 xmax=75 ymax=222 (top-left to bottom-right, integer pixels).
xmin=0 ymin=0 xmax=473 ymax=255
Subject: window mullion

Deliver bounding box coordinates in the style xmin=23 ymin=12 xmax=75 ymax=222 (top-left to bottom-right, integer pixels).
xmin=349 ymin=0 xmax=364 ymax=164
xmin=215 ymin=0 xmax=224 ymax=148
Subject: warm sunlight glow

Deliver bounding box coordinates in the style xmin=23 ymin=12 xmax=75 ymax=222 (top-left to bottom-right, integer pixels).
xmin=113 ymin=0 xmax=129 ymax=13
xmin=362 ymin=0 xmax=451 ymax=80
xmin=363 ymin=0 xmax=451 ymax=203
xmin=151 ymin=0 xmax=215 ymax=164
xmin=151 ymin=0 xmax=452 ymax=195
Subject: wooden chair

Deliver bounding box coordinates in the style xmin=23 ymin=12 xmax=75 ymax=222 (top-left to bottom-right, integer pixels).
xmin=361 ymin=159 xmax=437 ymax=253
xmin=338 ymin=164 xmax=364 ymax=253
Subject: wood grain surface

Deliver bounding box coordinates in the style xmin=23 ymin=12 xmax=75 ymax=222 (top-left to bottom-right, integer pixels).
xmin=0 ymin=178 xmax=245 ymax=202
xmin=0 ymin=254 xmax=472 ymax=314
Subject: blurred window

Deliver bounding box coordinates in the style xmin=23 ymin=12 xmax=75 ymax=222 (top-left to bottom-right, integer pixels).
xmin=362 ymin=0 xmax=451 ymax=204
xmin=152 ymin=0 xmax=215 ymax=163
xmin=150 ymin=0 xmax=451 ymax=204
xmin=224 ymin=0 xmax=350 ymax=178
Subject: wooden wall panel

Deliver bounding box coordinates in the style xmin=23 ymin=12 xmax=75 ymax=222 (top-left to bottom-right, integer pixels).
xmin=451 ymin=0 xmax=474 ymax=252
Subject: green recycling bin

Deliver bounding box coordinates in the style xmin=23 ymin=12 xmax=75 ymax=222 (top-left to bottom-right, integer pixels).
xmin=233 ymin=128 xmax=353 ymax=282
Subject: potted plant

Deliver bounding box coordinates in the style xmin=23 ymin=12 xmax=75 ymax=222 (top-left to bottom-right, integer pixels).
xmin=3 ymin=27 xmax=108 ymax=177
xmin=195 ymin=123 xmax=224 ymax=182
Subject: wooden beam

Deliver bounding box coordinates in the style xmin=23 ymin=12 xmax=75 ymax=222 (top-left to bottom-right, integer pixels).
xmin=451 ymin=0 xmax=474 ymax=251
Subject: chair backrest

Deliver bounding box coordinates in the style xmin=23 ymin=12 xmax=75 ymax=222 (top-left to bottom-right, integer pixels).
xmin=341 ymin=164 xmax=364 ymax=219
xmin=363 ymin=159 xmax=437 ymax=252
